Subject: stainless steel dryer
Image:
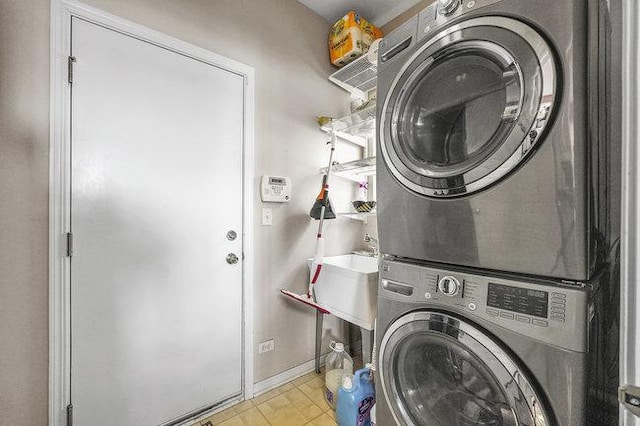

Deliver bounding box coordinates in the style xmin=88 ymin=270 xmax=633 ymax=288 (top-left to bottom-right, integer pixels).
xmin=376 ymin=0 xmax=612 ymax=281
xmin=375 ymin=258 xmax=602 ymax=426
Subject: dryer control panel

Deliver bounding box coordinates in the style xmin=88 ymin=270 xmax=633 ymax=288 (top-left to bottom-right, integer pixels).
xmin=379 ymin=258 xmax=592 ymax=352
xmin=417 ymin=0 xmax=503 ymax=42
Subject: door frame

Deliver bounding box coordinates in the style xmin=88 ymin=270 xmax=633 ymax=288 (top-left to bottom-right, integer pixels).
xmin=621 ymin=0 xmax=640 ymax=423
xmin=48 ymin=1 xmax=255 ymax=425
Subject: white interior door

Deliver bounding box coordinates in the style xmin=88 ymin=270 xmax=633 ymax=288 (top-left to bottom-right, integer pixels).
xmin=70 ymin=17 xmax=245 ymax=426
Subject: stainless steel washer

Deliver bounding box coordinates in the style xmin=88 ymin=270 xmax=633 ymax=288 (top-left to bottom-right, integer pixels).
xmin=375 ymin=258 xmax=601 ymax=426
xmin=376 ymin=0 xmax=613 ymax=281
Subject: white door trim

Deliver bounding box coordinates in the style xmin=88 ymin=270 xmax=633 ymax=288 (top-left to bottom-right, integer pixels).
xmin=621 ymin=0 xmax=640 ymax=424
xmin=49 ymin=2 xmax=255 ymax=425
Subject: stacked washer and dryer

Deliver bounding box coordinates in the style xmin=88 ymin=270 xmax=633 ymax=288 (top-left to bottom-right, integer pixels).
xmin=374 ymin=0 xmax=619 ymax=425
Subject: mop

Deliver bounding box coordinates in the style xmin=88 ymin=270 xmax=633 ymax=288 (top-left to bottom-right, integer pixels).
xmin=280 ymin=118 xmax=338 ymax=314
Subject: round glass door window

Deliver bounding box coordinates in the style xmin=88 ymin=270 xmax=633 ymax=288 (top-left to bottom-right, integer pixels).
xmin=397 ymin=46 xmax=519 ymax=174
xmin=380 ymin=17 xmax=557 ymax=197
xmin=394 ymin=333 xmax=515 ymax=424
xmin=378 ymin=312 xmax=551 ymax=426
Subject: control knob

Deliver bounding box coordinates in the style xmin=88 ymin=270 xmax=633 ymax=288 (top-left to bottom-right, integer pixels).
xmin=438 ymin=0 xmax=460 ymax=15
xmin=438 ymin=276 xmax=461 ymax=297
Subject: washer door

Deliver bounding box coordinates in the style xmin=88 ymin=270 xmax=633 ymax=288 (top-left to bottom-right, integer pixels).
xmin=380 ymin=17 xmax=557 ymax=197
xmin=378 ymin=311 xmax=552 ymax=426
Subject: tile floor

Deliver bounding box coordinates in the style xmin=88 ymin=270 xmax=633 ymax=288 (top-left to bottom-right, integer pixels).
xmin=195 ymin=370 xmax=337 ymax=426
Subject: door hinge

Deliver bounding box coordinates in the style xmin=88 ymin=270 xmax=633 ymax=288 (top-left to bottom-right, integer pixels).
xmin=66 ymin=403 xmax=73 ymax=426
xmin=66 ymin=232 xmax=73 ymax=257
xmin=68 ymin=56 xmax=76 ymax=84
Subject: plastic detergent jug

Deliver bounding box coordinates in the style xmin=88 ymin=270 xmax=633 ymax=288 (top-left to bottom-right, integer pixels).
xmin=370 ymin=402 xmax=376 ymax=426
xmin=336 ymin=365 xmax=375 ymax=426
xmin=325 ymin=341 xmax=353 ymax=409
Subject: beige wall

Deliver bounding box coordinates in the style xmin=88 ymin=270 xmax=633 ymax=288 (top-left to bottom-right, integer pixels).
xmin=0 ymin=0 xmax=51 ymax=424
xmin=0 ymin=0 xmax=362 ymax=423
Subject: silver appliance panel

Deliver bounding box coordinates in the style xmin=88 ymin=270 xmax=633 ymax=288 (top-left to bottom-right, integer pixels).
xmin=380 ymin=259 xmax=590 ymax=352
xmin=375 ymin=0 xmax=597 ymax=281
xmin=417 ymin=0 xmax=504 ymax=42
xmin=378 ymin=16 xmax=418 ymax=72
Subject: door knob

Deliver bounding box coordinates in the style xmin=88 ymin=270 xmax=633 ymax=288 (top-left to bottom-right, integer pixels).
xmin=226 ymin=253 xmax=239 ymax=265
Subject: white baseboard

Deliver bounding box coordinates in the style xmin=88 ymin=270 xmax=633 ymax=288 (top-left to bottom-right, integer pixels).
xmin=252 ymin=352 xmax=330 ymax=397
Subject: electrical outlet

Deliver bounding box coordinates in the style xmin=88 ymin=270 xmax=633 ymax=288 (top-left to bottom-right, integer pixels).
xmin=258 ymin=339 xmax=275 ymax=354
xmin=262 ymin=208 xmax=273 ymax=226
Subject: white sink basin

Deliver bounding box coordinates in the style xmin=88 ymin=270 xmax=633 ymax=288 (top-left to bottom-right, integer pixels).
xmin=307 ymin=254 xmax=379 ymax=330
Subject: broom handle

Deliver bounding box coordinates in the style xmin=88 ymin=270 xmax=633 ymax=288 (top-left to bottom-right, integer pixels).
xmin=308 ymin=125 xmax=338 ymax=300
xmin=317 ymin=126 xmax=337 ymax=236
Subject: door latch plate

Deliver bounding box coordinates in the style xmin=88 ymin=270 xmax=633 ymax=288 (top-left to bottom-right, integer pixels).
xmin=620 ymin=385 xmax=640 ymax=416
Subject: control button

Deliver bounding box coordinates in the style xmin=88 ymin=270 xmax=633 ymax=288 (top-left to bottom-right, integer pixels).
xmin=551 ymin=302 xmax=566 ymax=309
xmin=438 ymin=276 xmax=461 ymax=297
xmin=550 ymin=309 xmax=566 ymax=316
xmin=467 ymin=0 xmax=476 ymax=8
xmin=532 ymin=319 xmax=549 ymax=327
xmin=550 ymin=316 xmax=566 ymax=322
xmin=438 ymin=0 xmax=460 ymax=15
xmin=515 ymin=315 xmax=531 ymax=323
xmin=486 ymin=308 xmax=499 ymax=316
xmin=468 ymin=302 xmax=477 ymax=311
xmin=551 ymin=292 xmax=566 ymax=299
xmin=500 ymin=312 xmax=515 ymax=320
xmin=425 ymin=292 xmax=432 ymax=300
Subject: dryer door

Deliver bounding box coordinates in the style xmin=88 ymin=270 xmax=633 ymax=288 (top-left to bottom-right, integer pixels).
xmin=380 ymin=17 xmax=557 ymax=197
xmin=378 ymin=311 xmax=552 ymax=426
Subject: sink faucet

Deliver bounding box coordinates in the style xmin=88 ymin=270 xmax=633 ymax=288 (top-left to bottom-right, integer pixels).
xmin=364 ymin=233 xmax=379 ymax=257
xmin=364 ymin=233 xmax=378 ymax=244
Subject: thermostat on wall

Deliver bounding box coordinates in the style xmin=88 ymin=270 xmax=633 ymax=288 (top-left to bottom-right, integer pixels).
xmin=261 ymin=175 xmax=292 ymax=203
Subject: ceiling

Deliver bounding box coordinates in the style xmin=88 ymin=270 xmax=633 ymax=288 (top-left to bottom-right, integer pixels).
xmin=297 ymin=0 xmax=425 ymax=28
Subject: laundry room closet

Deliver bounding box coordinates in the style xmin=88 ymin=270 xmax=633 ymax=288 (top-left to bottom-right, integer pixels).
xmin=0 ymin=0 xmax=636 ymax=425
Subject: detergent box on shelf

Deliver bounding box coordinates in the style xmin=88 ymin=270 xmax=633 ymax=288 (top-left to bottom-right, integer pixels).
xmin=329 ymin=11 xmax=382 ymax=67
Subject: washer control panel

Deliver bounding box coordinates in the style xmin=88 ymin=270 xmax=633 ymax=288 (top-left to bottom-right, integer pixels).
xmin=379 ymin=259 xmax=591 ymax=352
xmin=437 ymin=275 xmax=461 ymax=296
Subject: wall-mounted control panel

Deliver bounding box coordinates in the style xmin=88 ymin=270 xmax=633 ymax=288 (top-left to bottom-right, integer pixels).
xmin=261 ymin=175 xmax=291 ymax=203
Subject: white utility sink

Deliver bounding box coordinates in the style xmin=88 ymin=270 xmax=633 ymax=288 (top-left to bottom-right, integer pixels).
xmin=307 ymin=254 xmax=379 ymax=330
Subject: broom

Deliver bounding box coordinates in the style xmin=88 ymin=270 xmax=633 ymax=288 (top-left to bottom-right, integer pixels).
xmin=280 ymin=118 xmax=338 ymax=313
